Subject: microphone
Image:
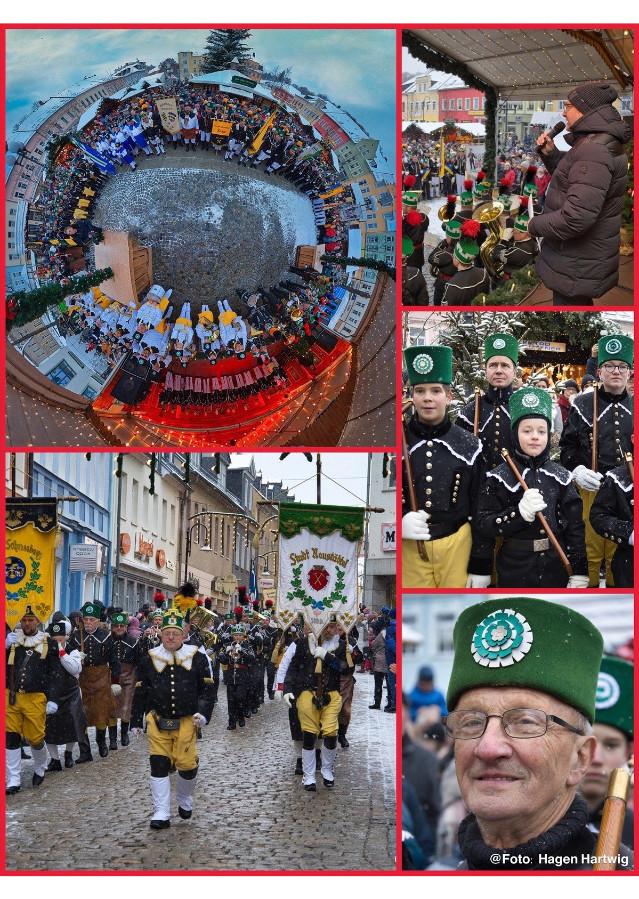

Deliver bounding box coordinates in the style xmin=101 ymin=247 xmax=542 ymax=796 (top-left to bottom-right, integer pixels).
xmin=537 ymin=120 xmax=565 ymax=155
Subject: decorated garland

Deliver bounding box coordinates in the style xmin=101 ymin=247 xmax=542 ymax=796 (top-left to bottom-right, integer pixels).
xmin=7 ymin=267 xmax=114 ymax=331
xmin=471 ymin=264 xmax=540 ymax=305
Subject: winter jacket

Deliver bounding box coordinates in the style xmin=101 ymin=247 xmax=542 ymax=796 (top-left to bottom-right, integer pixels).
xmin=528 ymin=104 xmax=630 ymax=298
xmin=370 ymin=631 xmax=387 ymax=674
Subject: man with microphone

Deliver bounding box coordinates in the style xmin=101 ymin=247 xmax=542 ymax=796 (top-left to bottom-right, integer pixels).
xmin=528 ymin=83 xmax=630 ymax=306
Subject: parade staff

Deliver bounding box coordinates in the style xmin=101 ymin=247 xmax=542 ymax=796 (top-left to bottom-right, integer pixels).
xmin=107 ymin=611 xmax=140 ymax=750
xmin=560 ymin=334 xmax=633 ymax=585
xmin=131 ymin=607 xmax=215 ymax=829
xmin=582 ymin=655 xmax=634 ymax=848
xmin=444 ymin=596 xmax=631 ymax=869
xmin=530 ymin=83 xmax=630 ymax=305
xmin=68 ymin=601 xmax=120 ymax=762
xmin=589 ymin=451 xmax=634 ymax=587
xmin=457 ymin=332 xmax=518 ymax=474
xmin=5 ymin=606 xmax=62 ymax=794
xmin=44 ymin=615 xmax=87 ymax=772
xmin=475 ymin=386 xmax=588 ymax=588
xmin=402 ymin=345 xmax=491 ymax=588
xmin=275 ymin=621 xmax=346 ymax=792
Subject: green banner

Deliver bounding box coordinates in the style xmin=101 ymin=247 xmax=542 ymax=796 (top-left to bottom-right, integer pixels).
xmin=279 ymin=503 xmax=364 ymax=542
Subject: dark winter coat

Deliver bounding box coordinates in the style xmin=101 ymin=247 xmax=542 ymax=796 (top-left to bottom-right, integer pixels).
xmin=528 ymin=105 xmax=630 ymax=298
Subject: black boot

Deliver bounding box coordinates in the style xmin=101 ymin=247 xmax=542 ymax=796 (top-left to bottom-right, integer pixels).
xmin=238 ymin=717 xmax=246 ymax=728
xmin=96 ymin=729 xmax=109 ymax=757
xmin=108 ymin=726 xmax=118 ymax=750
xmin=76 ymin=734 xmax=93 ymax=763
xmin=227 ymin=720 xmax=236 ymax=730
xmin=120 ymin=722 xmax=130 ymax=747
xmin=295 ymin=757 xmax=303 ymax=775
xmin=369 ymin=702 xmax=381 ymax=709
xmin=337 ymin=727 xmax=349 ymax=749
xmin=47 ymin=758 xmax=62 ymax=772
xmin=316 ymin=748 xmax=321 ymax=770
xmin=64 ymin=750 xmax=75 ymax=768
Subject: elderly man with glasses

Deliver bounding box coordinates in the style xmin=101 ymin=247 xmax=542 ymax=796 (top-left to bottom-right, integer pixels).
xmin=560 ymin=334 xmax=633 ymax=586
xmin=442 ymin=596 xmax=632 ymax=870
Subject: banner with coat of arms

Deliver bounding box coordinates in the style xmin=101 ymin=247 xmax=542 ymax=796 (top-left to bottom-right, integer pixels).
xmin=156 ymin=97 xmax=180 ymax=134
xmin=277 ymin=503 xmax=364 ymax=637
xmin=5 ymin=498 xmax=57 ymax=629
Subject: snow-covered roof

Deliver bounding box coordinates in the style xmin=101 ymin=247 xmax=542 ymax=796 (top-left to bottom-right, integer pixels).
xmin=403 ymin=71 xmax=467 ymax=93
xmin=403 ymin=120 xmax=486 ymax=138
xmin=77 ymin=98 xmax=105 ymax=131
xmin=10 ymin=71 xmax=115 ymax=138
xmin=109 ymin=73 xmax=165 ymax=102
xmin=189 ymin=69 xmax=258 ymax=98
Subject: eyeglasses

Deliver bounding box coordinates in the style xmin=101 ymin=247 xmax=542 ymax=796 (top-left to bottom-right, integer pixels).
xmin=443 ymin=708 xmax=585 ymax=740
xmin=600 ymin=363 xmax=630 ymax=373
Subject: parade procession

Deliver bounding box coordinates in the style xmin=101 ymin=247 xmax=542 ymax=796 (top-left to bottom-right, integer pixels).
xmin=4 ymin=453 xmax=396 ymax=871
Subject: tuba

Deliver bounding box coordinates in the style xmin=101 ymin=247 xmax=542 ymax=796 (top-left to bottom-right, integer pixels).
xmin=472 ymin=199 xmax=505 ymax=281
xmin=189 ymin=606 xmax=220 ymax=650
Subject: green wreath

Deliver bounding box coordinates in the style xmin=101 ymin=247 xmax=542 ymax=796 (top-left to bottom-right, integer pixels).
xmin=15 ymin=560 xmax=44 ymax=601
xmin=286 ymin=563 xmax=348 ymax=610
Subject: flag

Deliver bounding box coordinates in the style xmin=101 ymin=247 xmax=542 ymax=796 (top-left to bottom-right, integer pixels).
xmin=248 ymin=110 xmax=277 ymax=156
xmin=277 ymin=503 xmax=364 ymax=637
xmin=155 ymin=97 xmax=181 ymax=134
xmin=70 ymin=137 xmax=116 ymax=176
xmin=439 ymin=127 xmax=446 ymax=178
xmin=249 ymin=564 xmax=257 ymax=602
xmin=5 ymin=498 xmax=57 ymax=629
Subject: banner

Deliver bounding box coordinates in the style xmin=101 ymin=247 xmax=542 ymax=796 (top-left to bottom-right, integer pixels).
xmin=156 ymin=96 xmax=180 ymax=134
xmin=5 ymin=498 xmax=57 ymax=628
xmin=70 ymin=137 xmax=116 ymax=177
xmin=277 ymin=503 xmax=363 ymax=637
xmin=248 ymin=110 xmax=277 ymax=156
xmin=211 ymin=120 xmax=232 ymax=137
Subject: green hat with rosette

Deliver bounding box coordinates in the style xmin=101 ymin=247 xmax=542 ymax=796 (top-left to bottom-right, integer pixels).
xmin=444 ymin=218 xmax=462 ymax=240
xmin=447 ymin=597 xmax=604 ymax=721
xmin=484 ymin=332 xmax=518 ymax=365
xmin=402 ymin=192 xmax=419 ymax=208
xmin=111 ymin=612 xmax=128 ymax=626
xmin=598 ymin=334 xmax=634 ymax=367
xmin=595 ymin=655 xmax=633 ymax=737
xmin=509 ymin=386 xmax=552 ymax=427
xmin=404 ymin=345 xmax=453 ymax=385
xmin=81 ymin=601 xmax=102 ymax=618
xmin=161 ymin=608 xmax=184 ymax=631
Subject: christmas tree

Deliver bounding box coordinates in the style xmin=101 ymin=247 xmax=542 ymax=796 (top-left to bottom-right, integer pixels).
xmin=202 ymin=29 xmax=254 ymax=74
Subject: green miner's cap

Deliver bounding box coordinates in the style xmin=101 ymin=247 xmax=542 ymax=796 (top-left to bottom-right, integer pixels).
xmin=598 ymin=334 xmax=634 ymax=367
xmin=447 ymin=597 xmax=604 ymax=722
xmin=484 ymin=332 xmax=518 ymax=365
xmin=111 ymin=612 xmax=128 ymax=626
xmin=509 ymin=386 xmax=552 ymax=427
xmin=453 ymin=237 xmax=480 ymax=266
xmin=161 ymin=608 xmax=184 ymax=631
xmin=514 ymin=212 xmax=530 ymax=233
xmin=81 ymin=602 xmax=102 ymax=619
xmin=595 ymin=655 xmax=633 ymax=737
xmin=445 ymin=218 xmax=462 ymax=240
xmin=402 ymin=236 xmax=414 ymax=258
xmin=402 ymin=191 xmax=420 ymax=208
xmin=404 ymin=345 xmax=453 ymax=386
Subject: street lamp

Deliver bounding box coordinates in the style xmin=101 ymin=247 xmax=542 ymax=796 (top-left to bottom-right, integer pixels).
xmin=183 ymin=510 xmax=258 ymax=585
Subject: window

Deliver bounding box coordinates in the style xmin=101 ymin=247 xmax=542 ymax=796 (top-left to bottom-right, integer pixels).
xmin=141 ymin=487 xmax=149 ymax=526
xmin=120 ymin=473 xmax=128 ymax=518
xmin=436 ymin=612 xmax=456 ymax=653
xmin=170 ymin=504 xmax=176 ymax=538
xmin=457 ymin=98 xmax=462 ymax=110
xmin=132 ymin=479 xmax=139 ymax=524
xmin=46 ymin=360 xmax=75 ymax=386
xmin=161 ymin=499 xmax=168 ymax=539
xmin=464 ymin=97 xmax=470 ymax=110
xmin=473 ymin=96 xmax=479 ymax=110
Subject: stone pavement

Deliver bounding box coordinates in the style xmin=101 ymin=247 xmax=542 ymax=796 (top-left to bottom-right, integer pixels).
xmin=5 ymin=673 xmax=396 ymax=872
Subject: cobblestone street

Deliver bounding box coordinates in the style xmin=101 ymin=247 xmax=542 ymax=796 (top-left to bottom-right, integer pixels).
xmin=6 ymin=673 xmax=396 ymax=871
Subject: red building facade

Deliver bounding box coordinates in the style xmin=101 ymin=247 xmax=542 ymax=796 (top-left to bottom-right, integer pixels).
xmin=438 ymin=87 xmax=486 ymax=123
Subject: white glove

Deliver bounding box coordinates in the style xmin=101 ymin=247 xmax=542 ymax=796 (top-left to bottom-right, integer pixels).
xmin=567 ymin=575 xmax=589 ymax=588
xmin=5 ymin=632 xmax=19 ymax=649
xmin=45 ymin=701 xmax=58 ymax=715
xmin=629 ymin=531 xmax=634 ymax=546
xmin=572 ymin=465 xmax=603 ymax=492
xmin=283 ymin=693 xmax=295 ymax=709
xmin=192 ymin=713 xmax=206 ymax=727
xmin=502 ymin=228 xmax=514 ymax=241
xmin=307 ymin=633 xmax=317 ymax=654
xmin=111 ymin=684 xmax=122 ymax=696
xmin=77 ymin=651 xmax=86 ymax=662
xmin=466 ymin=574 xmax=491 ymax=588
xmin=518 ymin=488 xmax=547 ymax=522
xmin=130 ymin=727 xmax=143 ymax=738
xmin=402 ymin=510 xmax=431 ymax=541
xmin=313 ymin=645 xmax=328 ymax=660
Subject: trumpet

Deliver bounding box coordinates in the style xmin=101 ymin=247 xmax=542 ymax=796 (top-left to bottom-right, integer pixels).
xmin=472 ymin=199 xmax=505 ymax=281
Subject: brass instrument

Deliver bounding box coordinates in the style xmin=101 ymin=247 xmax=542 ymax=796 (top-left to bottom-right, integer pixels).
xmin=189 ymin=605 xmax=220 ymax=650
xmin=472 ymin=200 xmax=505 ymax=281
xmin=430 ymin=199 xmax=457 ymax=277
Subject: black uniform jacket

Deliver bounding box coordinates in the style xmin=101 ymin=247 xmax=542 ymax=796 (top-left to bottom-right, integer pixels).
xmin=131 ymin=643 xmax=215 ymax=727
xmin=111 ymin=633 xmax=140 ymax=666
xmin=402 ymin=413 xmax=491 ymax=574
xmin=560 ymin=387 xmax=632 ymax=475
xmin=590 ymin=464 xmax=634 ymax=546
xmin=219 ymin=641 xmax=255 ymax=685
xmin=402 ymin=264 xmax=429 ymax=305
xmin=284 ymin=637 xmax=344 ymax=698
xmin=495 ymin=236 xmax=538 ymax=274
xmin=6 ymin=632 xmax=60 ymax=699
xmin=68 ymin=626 xmax=120 ymax=676
xmin=457 ymin=385 xmax=515 ymax=474
xmin=475 ymin=448 xmax=588 ymax=578
xmin=428 ymin=239 xmax=456 ymax=277
xmin=441 ymin=266 xmax=490 ymax=305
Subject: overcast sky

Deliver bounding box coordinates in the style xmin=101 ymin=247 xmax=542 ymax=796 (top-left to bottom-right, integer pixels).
xmin=6 ymin=28 xmax=395 ymax=163
xmin=229 ymin=452 xmax=373 ymax=507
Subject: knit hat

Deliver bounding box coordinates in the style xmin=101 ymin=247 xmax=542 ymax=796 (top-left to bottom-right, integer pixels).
xmin=567 ymin=82 xmax=618 ymax=115
xmin=598 ymin=334 xmax=633 ymax=367
xmin=484 ymin=332 xmax=518 ymax=365
xmin=444 ymin=218 xmax=462 ymax=240
xmin=453 ymin=219 xmax=482 ymax=265
xmin=595 ymin=655 xmax=633 ymax=737
xmin=460 ymin=179 xmax=474 ymax=207
xmin=404 ymin=345 xmax=453 ymax=385
xmin=447 ymin=597 xmax=604 ymax=722
xmin=161 ymin=608 xmax=184 ymax=631
xmin=509 ymin=386 xmax=552 ymax=428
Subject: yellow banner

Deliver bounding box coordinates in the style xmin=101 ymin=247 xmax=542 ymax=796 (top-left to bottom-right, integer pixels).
xmin=248 ymin=110 xmax=277 ymax=156
xmin=156 ymin=97 xmax=180 ymax=134
xmin=6 ymin=506 xmax=57 ymax=629
xmin=211 ymin=120 xmax=232 ymax=137
xmin=319 ymin=186 xmax=344 ymax=200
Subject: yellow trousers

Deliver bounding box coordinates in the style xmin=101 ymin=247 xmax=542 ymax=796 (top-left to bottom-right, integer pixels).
xmin=146 ymin=713 xmax=198 ymax=771
xmin=579 ymin=486 xmax=615 ymax=587
xmin=402 ymin=522 xmax=472 ymax=588
xmin=296 ymin=690 xmax=342 ymax=737
xmin=5 ymin=690 xmax=46 ymax=745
